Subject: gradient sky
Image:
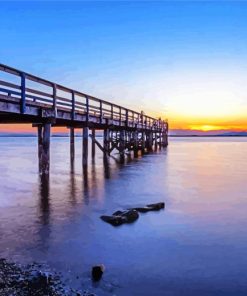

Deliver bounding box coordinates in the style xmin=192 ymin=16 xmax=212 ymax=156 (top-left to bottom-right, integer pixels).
xmin=1 ymin=1 xmax=247 ymax=133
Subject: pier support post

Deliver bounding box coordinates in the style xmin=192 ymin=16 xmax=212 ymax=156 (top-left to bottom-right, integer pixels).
xmin=104 ymin=128 xmax=110 ymax=156
xmin=38 ymin=123 xmax=51 ymax=175
xmin=119 ymin=130 xmax=125 ymax=163
xmin=133 ymin=130 xmax=139 ymax=157
xmin=82 ymin=127 xmax=89 ymax=167
xmin=147 ymin=131 xmax=153 ymax=151
xmin=141 ymin=131 xmax=145 ymax=154
xmin=163 ymin=132 xmax=168 ymax=147
xmin=154 ymin=132 xmax=158 ymax=151
xmin=70 ymin=127 xmax=75 ymax=162
xmin=158 ymin=132 xmax=162 ymax=149
xmin=91 ymin=128 xmax=96 ymax=159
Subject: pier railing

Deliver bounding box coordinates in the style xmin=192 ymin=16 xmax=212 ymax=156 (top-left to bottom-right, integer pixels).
xmin=0 ymin=63 xmax=167 ymax=131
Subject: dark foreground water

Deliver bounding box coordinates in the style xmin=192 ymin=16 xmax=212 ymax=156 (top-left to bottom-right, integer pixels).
xmin=0 ymin=136 xmax=247 ymax=295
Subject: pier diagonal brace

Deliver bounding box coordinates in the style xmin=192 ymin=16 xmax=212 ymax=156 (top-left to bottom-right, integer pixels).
xmin=89 ymin=134 xmax=109 ymax=155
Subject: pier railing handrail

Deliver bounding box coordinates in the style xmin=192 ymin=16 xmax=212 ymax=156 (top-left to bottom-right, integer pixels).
xmin=0 ymin=63 xmax=167 ymax=130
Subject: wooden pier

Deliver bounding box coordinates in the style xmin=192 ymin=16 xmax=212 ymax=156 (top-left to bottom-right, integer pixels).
xmin=0 ymin=64 xmax=168 ymax=174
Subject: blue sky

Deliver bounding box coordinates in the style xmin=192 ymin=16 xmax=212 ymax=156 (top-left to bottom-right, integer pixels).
xmin=1 ymin=1 xmax=247 ymax=130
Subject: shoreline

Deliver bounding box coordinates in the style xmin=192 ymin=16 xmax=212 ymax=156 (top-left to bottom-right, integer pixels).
xmin=0 ymin=258 xmax=95 ymax=296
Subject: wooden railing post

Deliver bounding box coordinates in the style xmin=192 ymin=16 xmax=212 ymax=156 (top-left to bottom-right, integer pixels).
xmin=20 ymin=73 xmax=26 ymax=113
xmin=111 ymin=104 xmax=114 ymax=120
xmin=119 ymin=107 xmax=122 ymax=126
xmin=100 ymin=101 xmax=103 ymax=123
xmin=71 ymin=91 xmax=75 ymax=120
xmin=53 ymin=83 xmax=57 ymax=118
xmin=85 ymin=95 xmax=89 ymax=122
xmin=126 ymin=109 xmax=128 ymax=127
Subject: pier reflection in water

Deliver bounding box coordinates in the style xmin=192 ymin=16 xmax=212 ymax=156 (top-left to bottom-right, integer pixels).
xmin=1 ymin=137 xmax=247 ymax=295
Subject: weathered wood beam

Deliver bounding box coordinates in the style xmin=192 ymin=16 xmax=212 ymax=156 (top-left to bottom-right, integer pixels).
xmin=89 ymin=134 xmax=105 ymax=153
xmin=82 ymin=127 xmax=89 ymax=167
xmin=70 ymin=127 xmax=75 ymax=162
xmin=154 ymin=132 xmax=158 ymax=150
xmin=38 ymin=123 xmax=51 ymax=175
xmin=119 ymin=130 xmax=125 ymax=163
xmin=104 ymin=128 xmax=110 ymax=156
xmin=141 ymin=131 xmax=145 ymax=154
xmin=133 ymin=130 xmax=139 ymax=158
xmin=91 ymin=128 xmax=96 ymax=158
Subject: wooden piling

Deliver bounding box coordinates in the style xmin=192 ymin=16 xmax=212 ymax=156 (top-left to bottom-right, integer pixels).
xmin=38 ymin=123 xmax=51 ymax=175
xmin=38 ymin=125 xmax=42 ymax=162
xmin=158 ymin=132 xmax=162 ymax=149
xmin=119 ymin=130 xmax=125 ymax=163
xmin=154 ymin=132 xmax=158 ymax=150
xmin=148 ymin=131 xmax=153 ymax=151
xmin=104 ymin=128 xmax=110 ymax=156
xmin=82 ymin=127 xmax=89 ymax=167
xmin=91 ymin=128 xmax=96 ymax=158
xmin=70 ymin=127 xmax=75 ymax=161
xmin=141 ymin=131 xmax=146 ymax=154
xmin=163 ymin=132 xmax=168 ymax=147
xmin=133 ymin=130 xmax=139 ymax=157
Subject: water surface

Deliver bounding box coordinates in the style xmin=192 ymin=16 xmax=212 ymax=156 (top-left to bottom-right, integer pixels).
xmin=0 ymin=137 xmax=247 ymax=295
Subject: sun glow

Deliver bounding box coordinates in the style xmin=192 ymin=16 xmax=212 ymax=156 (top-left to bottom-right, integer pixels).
xmin=189 ymin=125 xmax=227 ymax=132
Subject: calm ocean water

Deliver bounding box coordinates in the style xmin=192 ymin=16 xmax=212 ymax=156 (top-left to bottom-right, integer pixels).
xmin=0 ymin=136 xmax=247 ymax=295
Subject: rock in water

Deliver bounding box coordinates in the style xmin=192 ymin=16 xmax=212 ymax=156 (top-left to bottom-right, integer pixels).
xmin=100 ymin=215 xmax=124 ymax=226
xmin=112 ymin=210 xmax=124 ymax=216
xmin=92 ymin=265 xmax=105 ymax=281
xmin=130 ymin=207 xmax=155 ymax=213
xmin=146 ymin=202 xmax=165 ymax=210
xmin=129 ymin=202 xmax=165 ymax=213
xmin=121 ymin=209 xmax=139 ymax=223
xmin=101 ymin=209 xmax=139 ymax=226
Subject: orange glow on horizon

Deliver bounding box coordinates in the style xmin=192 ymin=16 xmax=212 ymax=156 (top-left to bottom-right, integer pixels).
xmin=189 ymin=125 xmax=229 ymax=132
xmin=1 ymin=111 xmax=247 ymax=134
xmin=0 ymin=124 xmax=69 ymax=134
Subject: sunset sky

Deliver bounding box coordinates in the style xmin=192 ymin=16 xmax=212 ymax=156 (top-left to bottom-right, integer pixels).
xmin=1 ymin=1 xmax=247 ymax=134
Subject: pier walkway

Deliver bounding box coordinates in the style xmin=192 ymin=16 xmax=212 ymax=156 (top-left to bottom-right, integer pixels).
xmin=0 ymin=64 xmax=168 ymax=174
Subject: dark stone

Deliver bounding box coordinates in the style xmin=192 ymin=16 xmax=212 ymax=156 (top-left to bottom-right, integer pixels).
xmin=0 ymin=279 xmax=5 ymax=289
xmin=101 ymin=209 xmax=139 ymax=226
xmin=129 ymin=202 xmax=165 ymax=213
xmin=146 ymin=202 xmax=165 ymax=210
xmin=112 ymin=210 xmax=124 ymax=216
xmin=100 ymin=215 xmax=124 ymax=226
xmin=28 ymin=271 xmax=51 ymax=292
xmin=130 ymin=207 xmax=154 ymax=213
xmin=91 ymin=265 xmax=104 ymax=281
xmin=120 ymin=209 xmax=139 ymax=223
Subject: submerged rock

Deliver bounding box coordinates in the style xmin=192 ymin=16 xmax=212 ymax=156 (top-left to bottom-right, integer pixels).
xmin=91 ymin=265 xmax=105 ymax=282
xmin=100 ymin=203 xmax=164 ymax=226
xmin=112 ymin=210 xmax=123 ymax=216
xmin=146 ymin=202 xmax=165 ymax=210
xmin=129 ymin=202 xmax=165 ymax=213
xmin=100 ymin=215 xmax=124 ymax=226
xmin=129 ymin=207 xmax=154 ymax=213
xmin=101 ymin=209 xmax=139 ymax=226
xmin=120 ymin=210 xmax=139 ymax=223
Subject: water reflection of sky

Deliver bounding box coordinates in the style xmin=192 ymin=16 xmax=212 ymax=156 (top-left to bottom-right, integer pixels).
xmin=0 ymin=137 xmax=247 ymax=295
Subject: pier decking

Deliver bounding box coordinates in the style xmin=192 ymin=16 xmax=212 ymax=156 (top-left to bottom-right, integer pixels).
xmin=0 ymin=63 xmax=168 ymax=174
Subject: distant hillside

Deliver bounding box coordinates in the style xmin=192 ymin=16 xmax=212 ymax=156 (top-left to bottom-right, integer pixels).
xmin=170 ymin=129 xmax=247 ymax=137
xmin=217 ymin=131 xmax=247 ymax=136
